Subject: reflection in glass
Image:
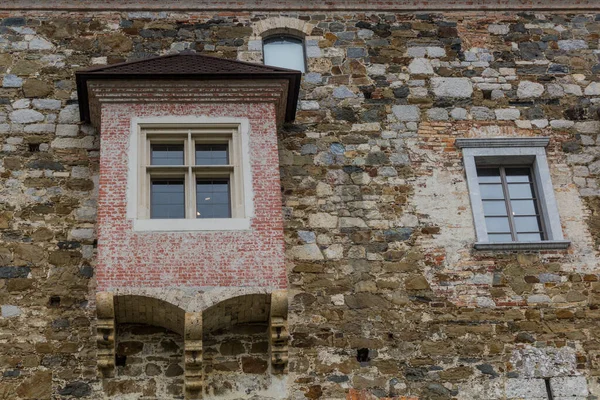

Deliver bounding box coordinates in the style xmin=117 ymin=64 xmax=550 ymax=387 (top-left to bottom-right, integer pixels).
xmin=196 ymin=179 xmax=231 ymax=218
xmin=263 ymin=37 xmax=306 ymax=72
xmin=196 ymin=144 xmax=229 ymax=165
xmin=151 ymin=179 xmax=185 ymax=218
xmin=485 ymin=217 xmax=510 ymax=233
xmin=151 ymin=144 xmax=184 ymax=165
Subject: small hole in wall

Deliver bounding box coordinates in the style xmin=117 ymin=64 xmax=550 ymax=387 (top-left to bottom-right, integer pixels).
xmin=356 ymin=348 xmax=370 ymax=363
xmin=48 ymin=296 xmax=61 ymax=307
xmin=115 ymin=354 xmax=127 ymax=367
xmin=28 ymin=143 xmax=40 ymax=152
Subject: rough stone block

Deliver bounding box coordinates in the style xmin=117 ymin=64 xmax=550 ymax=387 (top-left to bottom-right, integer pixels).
xmin=505 ymin=378 xmax=547 ymax=398
xmin=550 ymin=376 xmax=588 ymax=397
xmin=431 ymin=77 xmax=473 ymax=98
xmin=392 ymin=105 xmax=420 ymax=121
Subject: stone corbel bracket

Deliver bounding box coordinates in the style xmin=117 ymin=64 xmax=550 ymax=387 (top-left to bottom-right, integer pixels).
xmin=269 ymin=290 xmax=289 ymax=375
xmin=184 ymin=312 xmax=203 ymax=399
xmin=96 ymin=292 xmax=116 ymax=377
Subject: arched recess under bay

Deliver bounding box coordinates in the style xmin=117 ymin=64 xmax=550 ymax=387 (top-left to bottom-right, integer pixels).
xmin=203 ymin=293 xmax=286 ymax=399
xmin=103 ymin=295 xmax=187 ymax=398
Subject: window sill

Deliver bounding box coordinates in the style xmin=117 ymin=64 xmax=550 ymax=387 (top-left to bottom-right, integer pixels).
xmin=474 ymin=241 xmax=571 ymax=251
xmin=133 ymin=218 xmax=251 ymax=232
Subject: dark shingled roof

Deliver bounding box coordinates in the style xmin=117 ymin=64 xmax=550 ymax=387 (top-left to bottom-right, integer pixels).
xmin=76 ymin=51 xmax=302 ymax=122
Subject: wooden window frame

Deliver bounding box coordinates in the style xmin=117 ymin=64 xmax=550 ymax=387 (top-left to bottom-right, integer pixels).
xmin=138 ymin=126 xmax=245 ymax=220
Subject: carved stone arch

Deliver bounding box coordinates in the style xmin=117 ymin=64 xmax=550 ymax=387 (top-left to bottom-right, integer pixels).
xmin=114 ymin=294 xmax=186 ymax=335
xmin=238 ymin=17 xmax=316 ymax=64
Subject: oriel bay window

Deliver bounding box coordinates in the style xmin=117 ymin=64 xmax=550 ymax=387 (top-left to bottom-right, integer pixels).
xmin=139 ymin=126 xmax=244 ymax=220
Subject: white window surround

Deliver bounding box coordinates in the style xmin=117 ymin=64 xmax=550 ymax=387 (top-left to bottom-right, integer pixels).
xmin=126 ymin=116 xmax=254 ymax=232
xmin=456 ymin=137 xmax=570 ymax=251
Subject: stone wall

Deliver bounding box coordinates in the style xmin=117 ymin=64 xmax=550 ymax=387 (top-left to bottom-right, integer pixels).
xmin=0 ymin=7 xmax=599 ymax=400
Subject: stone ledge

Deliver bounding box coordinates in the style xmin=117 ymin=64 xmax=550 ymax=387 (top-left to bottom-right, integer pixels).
xmin=3 ymin=0 xmax=600 ymax=11
xmin=474 ymin=240 xmax=571 ymax=251
xmin=456 ymin=137 xmax=550 ymax=148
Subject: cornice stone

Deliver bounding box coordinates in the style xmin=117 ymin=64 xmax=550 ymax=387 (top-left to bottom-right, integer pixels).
xmin=2 ymin=0 xmax=600 ymax=11
xmin=455 ymin=137 xmax=550 ymax=149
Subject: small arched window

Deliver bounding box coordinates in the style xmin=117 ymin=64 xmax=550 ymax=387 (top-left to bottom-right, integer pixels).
xmin=263 ymin=36 xmax=306 ymax=73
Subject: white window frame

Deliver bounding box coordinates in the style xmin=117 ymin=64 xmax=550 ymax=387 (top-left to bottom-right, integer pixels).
xmin=127 ymin=116 xmax=254 ymax=232
xmin=456 ymin=137 xmax=570 ymax=250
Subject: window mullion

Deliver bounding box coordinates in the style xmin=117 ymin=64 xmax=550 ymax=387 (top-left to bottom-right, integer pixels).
xmin=501 ymin=166 xmax=518 ymax=242
xmin=186 ymin=131 xmax=194 ymax=219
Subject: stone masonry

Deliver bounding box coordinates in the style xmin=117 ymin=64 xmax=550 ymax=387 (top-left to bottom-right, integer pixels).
xmin=0 ymin=2 xmax=600 ymax=399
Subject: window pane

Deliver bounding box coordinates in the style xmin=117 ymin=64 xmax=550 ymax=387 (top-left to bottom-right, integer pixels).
xmin=482 ymin=200 xmax=508 ymax=216
xmin=195 ymin=144 xmax=229 ymax=165
xmin=480 ymin=184 xmax=504 ymax=200
xmin=511 ymin=199 xmax=538 ymax=216
xmin=196 ymin=179 xmax=231 ymax=218
xmin=477 ymin=167 xmax=501 ymax=183
xmin=151 ymin=179 xmax=185 ymax=219
xmin=485 ymin=217 xmax=510 ymax=233
xmin=151 ymin=144 xmax=184 ymax=165
xmin=517 ymin=233 xmax=542 ymax=242
xmin=263 ymin=37 xmax=306 ymax=72
xmin=505 ymin=167 xmax=532 ymax=183
xmin=514 ymin=216 xmax=542 ymax=233
xmin=488 ymin=233 xmax=513 ymax=243
xmin=508 ymin=183 xmax=534 ymax=199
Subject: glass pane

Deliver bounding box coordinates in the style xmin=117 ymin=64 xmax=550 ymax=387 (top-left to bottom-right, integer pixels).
xmin=514 ymin=216 xmax=542 ymax=233
xmin=508 ymin=183 xmax=534 ymax=199
xmin=151 ymin=179 xmax=185 ymax=219
xmin=505 ymin=167 xmax=532 ymax=183
xmin=518 ymin=233 xmax=542 ymax=242
xmin=485 ymin=217 xmax=510 ymax=233
xmin=511 ymin=199 xmax=538 ymax=216
xmin=151 ymin=144 xmax=184 ymax=165
xmin=488 ymin=233 xmax=513 ymax=243
xmin=482 ymin=200 xmax=508 ymax=216
xmin=263 ymin=37 xmax=306 ymax=72
xmin=476 ymin=167 xmax=501 ymax=183
xmin=196 ymin=179 xmax=231 ymax=218
xmin=195 ymin=144 xmax=229 ymax=165
xmin=480 ymin=184 xmax=504 ymax=200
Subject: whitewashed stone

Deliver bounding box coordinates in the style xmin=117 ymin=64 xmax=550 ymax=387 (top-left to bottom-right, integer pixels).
xmin=563 ymin=84 xmax=583 ymax=96
xmin=12 ymin=99 xmax=30 ymax=109
xmin=56 ymin=124 xmax=79 ymax=137
xmin=517 ymin=81 xmax=545 ymax=99
xmin=29 ymin=37 xmax=54 ymax=50
xmin=427 ymin=108 xmax=449 ymax=121
xmin=1 ymin=305 xmax=21 ymax=318
xmin=24 ymin=124 xmax=54 ymax=133
xmin=495 ymin=108 xmax=520 ymax=120
xmin=58 ymin=104 xmax=79 ymax=123
xmin=426 ymin=47 xmax=446 ymax=58
xmin=324 ymin=244 xmax=344 ymax=260
xmin=300 ymin=100 xmax=320 ymax=110
xmin=9 ymin=109 xmax=44 ymax=124
xmin=289 ymin=244 xmax=324 ymax=261
xmin=481 ymin=68 xmax=500 ymax=77
xmin=471 ymin=106 xmax=495 ymax=120
xmin=558 ymin=39 xmax=588 ymax=50
xmin=476 ymin=297 xmax=496 ymax=308
xmin=575 ymin=121 xmax=600 ymax=134
xmin=70 ymin=228 xmax=95 ymax=240
xmin=528 ymin=294 xmax=551 ymax=304
xmin=431 ymin=77 xmax=473 ymax=98
xmin=339 ymin=217 xmax=367 ymax=228
xmin=550 ymin=377 xmax=588 ymax=397
xmin=333 ymin=85 xmax=356 ymax=99
xmin=32 ymin=99 xmax=61 ymax=110
xmin=488 ymin=24 xmax=509 ymax=34
xmin=450 ymin=108 xmax=467 ymax=120
xmin=408 ymin=58 xmax=434 ymax=75
xmin=531 ymin=119 xmax=549 ymax=128
xmin=584 ymin=82 xmax=600 ymax=95
xmin=505 ymin=379 xmax=547 ymax=398
xmin=546 ymin=83 xmax=565 ymax=98
xmin=308 ymin=213 xmax=338 ymax=229
xmin=392 ymin=105 xmax=420 ymax=121
xmin=407 ymin=47 xmax=426 ymax=58
xmin=3 ymin=74 xmax=22 ymax=88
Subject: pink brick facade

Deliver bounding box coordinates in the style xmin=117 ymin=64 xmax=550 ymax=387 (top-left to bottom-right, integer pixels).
xmin=96 ymin=102 xmax=286 ymax=290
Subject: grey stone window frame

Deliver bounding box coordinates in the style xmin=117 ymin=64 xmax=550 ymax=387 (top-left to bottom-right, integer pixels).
xmin=456 ymin=137 xmax=570 ymax=251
